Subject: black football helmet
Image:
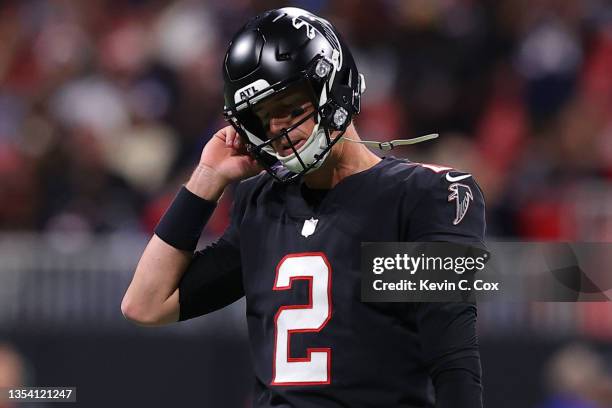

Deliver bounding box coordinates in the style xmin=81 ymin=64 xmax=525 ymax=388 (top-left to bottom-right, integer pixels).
xmin=223 ymin=7 xmax=365 ymax=183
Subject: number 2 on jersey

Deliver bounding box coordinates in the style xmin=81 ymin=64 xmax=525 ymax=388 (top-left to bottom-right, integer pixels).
xmin=272 ymin=253 xmax=332 ymax=385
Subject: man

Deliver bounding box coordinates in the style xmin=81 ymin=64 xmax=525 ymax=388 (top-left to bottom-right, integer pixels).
xmin=122 ymin=7 xmax=485 ymax=408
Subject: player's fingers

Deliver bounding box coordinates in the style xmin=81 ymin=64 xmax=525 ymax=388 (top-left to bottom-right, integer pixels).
xmin=213 ymin=126 xmax=233 ymax=143
xmin=213 ymin=132 xmax=225 ymax=142
xmin=225 ymin=128 xmax=237 ymax=148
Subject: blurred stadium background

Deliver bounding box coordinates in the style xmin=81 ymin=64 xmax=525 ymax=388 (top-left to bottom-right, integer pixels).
xmin=1 ymin=0 xmax=612 ymax=407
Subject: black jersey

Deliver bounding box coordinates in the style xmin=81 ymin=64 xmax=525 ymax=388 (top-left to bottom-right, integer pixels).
xmin=178 ymin=156 xmax=486 ymax=408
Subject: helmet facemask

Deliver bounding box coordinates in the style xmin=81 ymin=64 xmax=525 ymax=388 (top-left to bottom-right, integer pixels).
xmin=224 ymin=54 xmax=352 ymax=183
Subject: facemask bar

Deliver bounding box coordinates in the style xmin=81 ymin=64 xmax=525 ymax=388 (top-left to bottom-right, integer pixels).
xmin=251 ymin=124 xmax=348 ymax=184
xmin=224 ymin=57 xmax=329 ymax=133
xmin=226 ymin=96 xmax=348 ymax=183
xmin=231 ymin=82 xmax=310 ymax=143
xmin=225 ymin=89 xmax=320 ymax=158
xmin=223 ymin=55 xmax=348 ymax=183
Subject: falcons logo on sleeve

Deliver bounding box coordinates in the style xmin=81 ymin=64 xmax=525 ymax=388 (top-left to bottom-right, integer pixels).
xmin=447 ymin=183 xmax=474 ymax=225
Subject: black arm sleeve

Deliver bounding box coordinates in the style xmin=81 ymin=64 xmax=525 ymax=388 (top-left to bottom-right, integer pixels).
xmin=178 ymin=238 xmax=243 ymax=321
xmin=416 ymin=302 xmax=483 ymax=408
xmin=432 ymin=356 xmax=483 ymax=408
xmin=408 ymin=170 xmax=486 ymax=407
xmin=177 ymin=181 xmax=249 ymax=321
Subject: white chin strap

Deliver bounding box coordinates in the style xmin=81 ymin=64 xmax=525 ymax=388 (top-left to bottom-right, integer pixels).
xmin=277 ymin=132 xmax=439 ymax=174
xmin=275 ymin=125 xmax=329 ymax=174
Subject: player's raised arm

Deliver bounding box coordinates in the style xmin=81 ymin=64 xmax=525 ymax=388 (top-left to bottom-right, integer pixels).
xmin=121 ymin=126 xmax=260 ymax=326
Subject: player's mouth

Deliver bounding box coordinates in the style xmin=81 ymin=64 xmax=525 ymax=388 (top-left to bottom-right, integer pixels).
xmin=276 ymin=138 xmax=307 ymax=156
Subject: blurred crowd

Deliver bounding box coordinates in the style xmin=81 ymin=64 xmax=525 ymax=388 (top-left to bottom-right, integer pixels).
xmin=539 ymin=343 xmax=612 ymax=408
xmin=0 ymin=343 xmax=25 ymax=408
xmin=1 ymin=0 xmax=612 ymax=239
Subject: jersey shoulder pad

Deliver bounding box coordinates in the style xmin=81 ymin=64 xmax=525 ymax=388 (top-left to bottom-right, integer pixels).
xmin=397 ymin=160 xmax=486 ymax=242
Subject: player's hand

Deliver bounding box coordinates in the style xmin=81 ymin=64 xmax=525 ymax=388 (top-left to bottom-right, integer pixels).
xmin=186 ymin=126 xmax=262 ymax=201
xmin=200 ymin=126 xmax=262 ymax=182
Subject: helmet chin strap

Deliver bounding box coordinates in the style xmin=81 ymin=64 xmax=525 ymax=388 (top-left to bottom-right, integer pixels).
xmin=342 ymin=133 xmax=439 ymax=151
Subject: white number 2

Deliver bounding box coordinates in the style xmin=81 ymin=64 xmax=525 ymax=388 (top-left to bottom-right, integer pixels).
xmin=271 ymin=253 xmax=332 ymax=385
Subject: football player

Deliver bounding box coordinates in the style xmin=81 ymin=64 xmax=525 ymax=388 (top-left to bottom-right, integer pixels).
xmin=122 ymin=7 xmax=486 ymax=408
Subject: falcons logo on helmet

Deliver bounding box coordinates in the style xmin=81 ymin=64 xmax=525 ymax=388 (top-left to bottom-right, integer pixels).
xmin=448 ymin=183 xmax=474 ymax=225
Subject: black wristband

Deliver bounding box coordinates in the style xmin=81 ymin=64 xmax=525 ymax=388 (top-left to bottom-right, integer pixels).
xmin=154 ymin=186 xmax=217 ymax=251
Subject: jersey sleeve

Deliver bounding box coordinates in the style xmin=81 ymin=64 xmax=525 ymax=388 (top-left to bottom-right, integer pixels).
xmin=416 ymin=302 xmax=483 ymax=408
xmin=406 ymin=170 xmax=486 ymax=245
xmin=406 ymin=168 xmax=485 ymax=406
xmin=177 ymin=181 xmax=248 ymax=321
